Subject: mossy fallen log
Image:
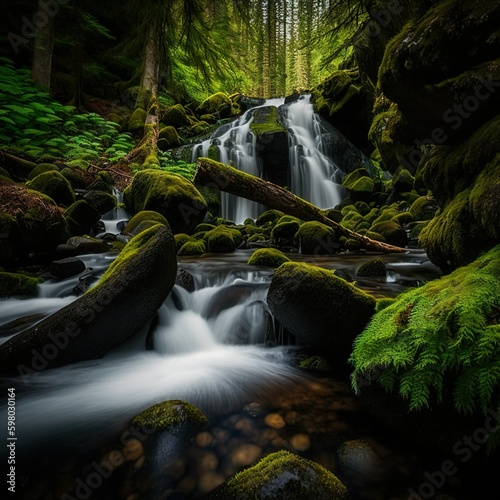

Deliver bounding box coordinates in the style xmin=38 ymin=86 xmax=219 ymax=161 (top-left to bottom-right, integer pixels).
xmin=194 ymin=157 xmax=406 ymax=253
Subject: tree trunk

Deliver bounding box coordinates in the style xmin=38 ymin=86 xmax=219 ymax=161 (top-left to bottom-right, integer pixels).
xmin=31 ymin=0 xmax=55 ymax=90
xmin=194 ymin=158 xmax=407 ymax=254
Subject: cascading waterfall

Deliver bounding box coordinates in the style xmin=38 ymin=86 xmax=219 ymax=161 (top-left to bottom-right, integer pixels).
xmin=191 ymin=95 xmax=343 ymax=223
xmin=283 ymin=95 xmax=342 ymax=209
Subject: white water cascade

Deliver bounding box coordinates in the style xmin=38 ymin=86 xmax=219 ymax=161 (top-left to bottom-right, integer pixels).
xmin=191 ymin=95 xmax=343 ymax=223
xmin=283 ymin=95 xmax=343 ymax=209
xmin=0 ymin=263 xmax=300 ymax=456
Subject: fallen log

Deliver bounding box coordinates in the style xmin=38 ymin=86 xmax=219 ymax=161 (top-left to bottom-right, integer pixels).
xmin=194 ymin=157 xmax=407 ymax=254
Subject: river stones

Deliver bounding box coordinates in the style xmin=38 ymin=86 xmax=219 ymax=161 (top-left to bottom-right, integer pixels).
xmin=0 ymin=224 xmax=177 ymax=375
xmin=267 ymin=262 xmax=376 ymax=361
xmin=207 ymin=450 xmax=349 ymax=499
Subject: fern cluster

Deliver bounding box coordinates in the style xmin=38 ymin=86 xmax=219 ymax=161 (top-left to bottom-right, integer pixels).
xmin=351 ymin=245 xmax=500 ymax=421
xmin=0 ymin=58 xmax=133 ymax=165
xmin=159 ymin=151 xmax=197 ymax=181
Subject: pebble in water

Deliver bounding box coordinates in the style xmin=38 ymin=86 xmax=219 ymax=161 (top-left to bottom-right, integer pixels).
xmin=122 ymin=438 xmax=144 ymax=462
xmin=264 ymin=412 xmax=286 ymax=429
xmin=290 ymin=433 xmax=311 ymax=451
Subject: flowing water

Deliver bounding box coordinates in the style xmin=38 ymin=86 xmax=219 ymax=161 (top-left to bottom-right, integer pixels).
xmin=191 ymin=95 xmax=344 ymax=223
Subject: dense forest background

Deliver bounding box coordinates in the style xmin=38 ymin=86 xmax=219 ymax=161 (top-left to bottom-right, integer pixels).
xmin=0 ymin=0 xmax=361 ymax=106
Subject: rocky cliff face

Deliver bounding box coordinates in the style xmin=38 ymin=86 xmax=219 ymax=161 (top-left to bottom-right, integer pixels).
xmin=314 ymin=0 xmax=500 ymax=271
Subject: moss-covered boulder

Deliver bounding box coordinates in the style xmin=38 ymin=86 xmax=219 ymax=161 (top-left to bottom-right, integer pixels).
xmin=0 ymin=224 xmax=177 ymax=374
xmin=0 ymin=272 xmax=43 ymax=298
xmin=0 ymin=183 xmax=70 ymax=259
xmin=27 ymin=163 xmax=59 ymax=181
xmin=158 ymin=126 xmax=182 ymax=151
xmin=356 ymin=258 xmax=387 ymax=278
xmin=162 ymin=104 xmax=189 ymax=128
xmin=132 ymin=400 xmax=208 ymax=480
xmin=267 ymin=262 xmax=376 ymax=361
xmin=370 ymin=220 xmax=408 ymax=248
xmin=123 ymin=210 xmax=169 ymax=235
xmin=247 ymin=248 xmax=290 ymax=268
xmin=56 ymin=235 xmax=111 ymax=257
xmin=64 ymin=200 xmax=101 ymax=236
xmin=124 ymin=170 xmax=207 ymax=234
xmin=26 ymin=171 xmax=76 ymax=207
xmin=83 ymin=190 xmax=117 ymax=215
xmin=342 ymin=168 xmax=376 ymax=202
xmin=128 ymin=107 xmax=147 ymax=136
xmin=409 ymin=195 xmax=438 ymax=222
xmin=350 ymin=245 xmax=500 ymax=453
xmin=256 ymin=209 xmax=285 ymax=227
xmin=208 ymin=450 xmax=349 ymax=500
xmin=295 ymin=221 xmax=336 ymax=255
xmin=178 ymin=240 xmax=206 ymax=256
xmin=271 ymin=220 xmax=300 ymax=247
xmin=196 ymin=92 xmax=232 ymax=118
xmin=378 ymin=0 xmax=500 ymax=145
xmin=204 ymin=226 xmax=242 ymax=253
xmin=392 ymin=167 xmax=414 ymax=192
xmin=174 ymin=233 xmax=194 ymax=253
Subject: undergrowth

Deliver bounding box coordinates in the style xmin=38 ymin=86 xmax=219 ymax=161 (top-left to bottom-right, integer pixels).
xmin=0 ymin=58 xmax=133 ymax=166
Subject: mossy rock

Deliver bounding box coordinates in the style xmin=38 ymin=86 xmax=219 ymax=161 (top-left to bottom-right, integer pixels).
xmin=410 ymin=195 xmax=438 ymax=221
xmin=124 ymin=171 xmax=207 ymax=234
xmin=392 ymin=167 xmax=415 ymax=193
xmin=250 ymin=106 xmax=286 ymax=135
xmin=247 ymin=233 xmax=267 ymax=243
xmin=323 ymin=208 xmax=343 ymax=223
xmin=128 ymin=107 xmax=147 ymax=135
xmin=162 ymin=104 xmax=189 ymax=128
xmin=271 ymin=220 xmax=300 ymax=247
xmin=353 ymin=201 xmax=370 ymax=216
xmin=59 ymin=167 xmax=92 ymax=190
xmin=158 ymin=126 xmax=182 ymax=150
xmin=64 ymin=200 xmax=101 ymax=235
xmin=208 ymin=450 xmax=349 ymax=500
xmin=204 ymin=226 xmax=241 ymax=253
xmin=295 ymin=221 xmax=336 ymax=255
xmin=267 ymin=262 xmax=376 ymax=360
xmin=190 ymin=121 xmax=210 ymax=136
xmin=26 ymin=171 xmax=76 ymax=207
xmin=174 ymin=233 xmax=194 ymax=253
xmin=247 ymin=248 xmax=290 ymax=268
xmin=0 ymin=272 xmax=43 ymax=298
xmin=350 ymin=245 xmax=500 ymax=453
xmin=27 ymin=163 xmax=59 ymax=181
xmin=256 ymin=209 xmax=285 ymax=227
xmin=123 ymin=211 xmax=169 ymax=235
xmin=391 ymin=212 xmax=414 ymax=225
xmin=83 ymin=190 xmax=117 ymax=215
xmin=370 ymin=220 xmax=408 ymax=248
xmin=300 ymin=355 xmax=335 ymax=374
xmin=178 ymin=240 xmax=206 ymax=256
xmin=356 ymin=258 xmax=387 ymax=278
xmin=195 ymin=223 xmax=216 ymax=233
xmin=196 ymin=92 xmax=232 ymax=118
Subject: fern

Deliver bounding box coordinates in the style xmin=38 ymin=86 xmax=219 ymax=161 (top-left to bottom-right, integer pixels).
xmin=351 ymin=245 xmax=500 ymax=450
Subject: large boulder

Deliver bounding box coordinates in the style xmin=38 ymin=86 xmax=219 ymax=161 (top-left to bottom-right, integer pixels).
xmin=207 ymin=450 xmax=349 ymax=499
xmin=124 ymin=170 xmax=207 ymax=234
xmin=267 ymin=262 xmax=376 ymax=361
xmin=196 ymin=92 xmax=232 ymax=119
xmin=0 ymin=224 xmax=177 ymax=375
xmin=26 ymin=170 xmax=76 ymax=207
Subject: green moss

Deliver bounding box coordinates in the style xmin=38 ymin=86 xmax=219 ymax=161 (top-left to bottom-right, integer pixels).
xmin=248 ymin=233 xmax=266 ymax=242
xmin=392 ymin=167 xmax=415 ymax=192
xmin=124 ymin=170 xmax=207 ymax=234
xmin=132 ymin=399 xmax=208 ymax=431
xmin=26 ymin=171 xmax=76 ymax=207
xmin=375 ymin=297 xmax=397 ymax=313
xmin=354 ymin=201 xmax=370 ymax=216
xmin=391 ymin=212 xmax=414 ymax=225
xmin=128 ymin=107 xmax=147 ymax=135
xmin=250 ymin=106 xmax=286 ymax=135
xmin=162 ymin=104 xmax=188 ymax=128
xmin=178 ymin=240 xmax=206 ymax=256
xmin=271 ymin=220 xmax=300 ymax=246
xmin=174 ymin=233 xmax=194 ymax=252
xmin=295 ymin=221 xmax=336 ymax=255
xmin=370 ymin=220 xmax=407 ymax=247
xmin=64 ymin=200 xmax=101 ymax=235
xmin=158 ymin=126 xmax=182 ymax=150
xmin=356 ymin=258 xmax=387 ymax=278
xmin=0 ymin=272 xmax=43 ymax=297
xmin=256 ymin=209 xmax=285 ymax=227
xmin=410 ymin=196 xmax=438 ymax=221
xmin=204 ymin=226 xmax=242 ymax=253
xmin=300 ymin=355 xmax=335 ymax=373
xmin=196 ymin=92 xmax=232 ymax=118
xmin=124 ymin=211 xmax=169 ymax=235
xmin=247 ymin=248 xmax=290 ymax=268
xmin=27 ymin=163 xmax=59 ymax=181
xmin=351 ymin=245 xmax=500 ymax=434
xmin=210 ymin=450 xmax=348 ymax=500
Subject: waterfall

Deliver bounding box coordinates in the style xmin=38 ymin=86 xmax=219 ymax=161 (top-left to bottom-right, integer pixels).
xmin=283 ymin=95 xmax=342 ymax=209
xmin=191 ymin=95 xmax=344 ymax=222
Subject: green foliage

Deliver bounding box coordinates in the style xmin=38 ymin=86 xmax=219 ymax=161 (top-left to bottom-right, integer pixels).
xmin=0 ymin=60 xmax=133 ymax=165
xmin=159 ymin=151 xmax=197 ymax=181
xmin=351 ymin=246 xmax=500 ymax=432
